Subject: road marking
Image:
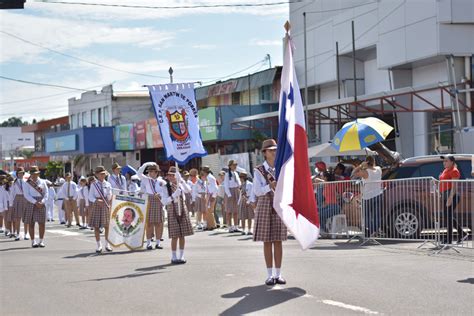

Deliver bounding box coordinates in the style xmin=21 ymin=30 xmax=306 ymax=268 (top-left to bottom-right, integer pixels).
xmin=48 ymin=230 xmax=81 ymax=236
xmin=319 ymin=300 xmax=379 ymax=315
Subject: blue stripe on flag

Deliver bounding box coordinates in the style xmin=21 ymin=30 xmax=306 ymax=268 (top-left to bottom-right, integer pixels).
xmin=275 ymin=90 xmax=293 ymax=180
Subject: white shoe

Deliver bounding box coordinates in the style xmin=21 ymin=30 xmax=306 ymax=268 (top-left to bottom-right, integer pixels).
xmin=96 ymin=246 xmax=103 ymax=253
xmin=39 ymin=242 xmax=46 ymax=248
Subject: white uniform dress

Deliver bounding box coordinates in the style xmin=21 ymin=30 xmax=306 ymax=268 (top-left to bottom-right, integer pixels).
xmin=224 ymin=171 xmax=241 ymax=213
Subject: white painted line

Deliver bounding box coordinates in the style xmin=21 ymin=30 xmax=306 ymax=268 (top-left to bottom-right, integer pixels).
xmin=319 ymin=300 xmax=379 ymax=315
xmin=48 ymin=230 xmax=81 ymax=236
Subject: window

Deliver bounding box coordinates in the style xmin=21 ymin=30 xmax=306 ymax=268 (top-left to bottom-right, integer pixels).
xmin=98 ymin=108 xmax=102 ymax=127
xmin=91 ymin=109 xmax=97 ymax=127
xmin=78 ymin=113 xmax=82 ymax=128
xmin=231 ymin=92 xmax=240 ymax=105
xmin=103 ymin=106 xmax=109 ymax=126
xmin=418 ymin=163 xmax=444 ymax=179
xmin=259 ymin=85 xmax=272 ymax=102
xmin=82 ymin=112 xmax=87 ymax=127
xmin=70 ymin=114 xmax=76 ymax=129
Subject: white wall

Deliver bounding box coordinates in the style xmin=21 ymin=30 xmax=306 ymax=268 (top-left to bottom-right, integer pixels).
xmin=0 ymin=127 xmax=34 ymax=158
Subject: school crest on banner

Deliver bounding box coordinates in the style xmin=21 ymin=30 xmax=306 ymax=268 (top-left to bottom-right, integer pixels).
xmin=107 ymin=195 xmax=148 ymax=250
xmin=147 ymin=83 xmax=207 ymax=164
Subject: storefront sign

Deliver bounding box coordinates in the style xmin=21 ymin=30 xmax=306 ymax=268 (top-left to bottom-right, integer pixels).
xmin=135 ymin=120 xmax=147 ymax=149
xmin=46 ymin=134 xmax=77 ymax=152
xmin=145 ymin=118 xmax=163 ymax=149
xmin=207 ymin=80 xmax=237 ymax=97
xmin=198 ymin=107 xmax=219 ymax=141
xmin=115 ymin=124 xmax=135 ymax=151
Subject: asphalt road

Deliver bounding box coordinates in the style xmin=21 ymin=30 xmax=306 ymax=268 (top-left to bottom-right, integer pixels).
xmin=1 ymin=220 xmax=472 ymax=315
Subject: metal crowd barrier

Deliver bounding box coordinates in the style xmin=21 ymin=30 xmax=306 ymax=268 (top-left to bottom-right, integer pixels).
xmin=315 ymin=177 xmax=473 ymax=252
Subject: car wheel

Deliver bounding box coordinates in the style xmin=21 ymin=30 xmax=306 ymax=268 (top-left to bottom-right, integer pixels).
xmin=391 ymin=207 xmax=421 ymax=239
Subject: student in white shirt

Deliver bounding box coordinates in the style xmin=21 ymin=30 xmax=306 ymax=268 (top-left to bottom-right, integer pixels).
xmin=238 ymin=172 xmax=254 ymax=235
xmin=46 ymin=181 xmax=56 ymax=222
xmin=201 ymin=166 xmax=218 ymax=230
xmin=126 ymin=173 xmax=140 ymax=197
xmin=23 ymin=166 xmax=49 ymax=248
xmin=88 ymin=166 xmax=113 ymax=253
xmin=192 ymin=171 xmax=208 ymax=230
xmin=224 ymin=160 xmax=241 ymax=233
xmin=77 ymin=177 xmax=89 ymax=228
xmin=0 ymin=175 xmax=6 ymax=234
xmin=12 ymin=167 xmax=29 ymax=241
xmin=137 ymin=162 xmax=166 ymax=250
xmin=59 ymin=173 xmax=79 ymax=228
xmin=109 ymin=163 xmax=127 ymax=195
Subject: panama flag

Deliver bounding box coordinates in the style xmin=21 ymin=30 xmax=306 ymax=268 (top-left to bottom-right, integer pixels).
xmin=273 ymin=31 xmax=320 ymax=250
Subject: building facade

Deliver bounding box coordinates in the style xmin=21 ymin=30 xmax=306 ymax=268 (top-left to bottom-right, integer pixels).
xmin=288 ymin=0 xmax=473 ymax=156
xmin=0 ymin=127 xmax=34 ymax=171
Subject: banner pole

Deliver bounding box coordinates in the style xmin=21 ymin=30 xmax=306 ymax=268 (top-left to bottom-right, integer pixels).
xmin=169 ymin=66 xmax=183 ymax=216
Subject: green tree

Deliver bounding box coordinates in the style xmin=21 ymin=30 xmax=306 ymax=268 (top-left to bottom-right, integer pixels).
xmin=45 ymin=161 xmax=63 ymax=180
xmin=0 ymin=116 xmax=28 ymax=127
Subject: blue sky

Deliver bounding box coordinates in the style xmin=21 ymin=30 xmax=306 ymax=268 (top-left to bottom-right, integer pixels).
xmin=0 ymin=0 xmax=288 ymax=122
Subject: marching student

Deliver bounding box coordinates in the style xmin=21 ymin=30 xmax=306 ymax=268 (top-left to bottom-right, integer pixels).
xmin=23 ymin=166 xmax=49 ymax=248
xmin=0 ymin=175 xmax=6 ymax=234
xmin=2 ymin=175 xmax=14 ymax=237
xmin=238 ymin=171 xmax=254 ymax=235
xmin=137 ymin=162 xmax=166 ymax=250
xmin=86 ymin=176 xmax=96 ymax=230
xmin=224 ymin=160 xmax=241 ymax=233
xmin=203 ymin=167 xmax=218 ymax=230
xmin=216 ymin=171 xmax=226 ymax=227
xmin=253 ymin=139 xmax=287 ymax=286
xmin=77 ymin=177 xmax=89 ymax=229
xmin=188 ymin=168 xmax=199 ymax=216
xmin=46 ymin=181 xmax=55 ymax=222
xmin=55 ymin=178 xmax=66 ymax=224
xmin=192 ymin=170 xmax=208 ymax=230
xmin=109 ymin=163 xmax=127 ymax=195
xmin=182 ymin=171 xmax=193 ymax=218
xmin=88 ymin=166 xmax=113 ymax=253
xmin=163 ymin=166 xmax=193 ymax=264
xmin=126 ymin=173 xmax=140 ymax=196
xmin=59 ymin=173 xmax=79 ymax=228
xmin=12 ymin=167 xmax=29 ymax=241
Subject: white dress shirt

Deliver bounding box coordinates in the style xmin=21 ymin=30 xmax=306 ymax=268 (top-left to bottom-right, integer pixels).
xmin=108 ymin=173 xmax=127 ymax=194
xmin=224 ymin=171 xmax=241 ymax=197
xmin=253 ymin=161 xmax=275 ymax=197
xmin=24 ymin=178 xmax=49 ymax=205
xmin=11 ymin=178 xmax=25 ymax=197
xmin=77 ymin=186 xmax=89 ymax=207
xmin=192 ymin=178 xmax=208 ymax=202
xmin=59 ymin=181 xmax=78 ymax=200
xmin=0 ymin=186 xmax=7 ymax=212
xmin=88 ymin=180 xmax=112 ymax=204
xmin=206 ymin=174 xmax=218 ymax=198
xmin=137 ymin=162 xmax=165 ymax=197
xmin=161 ymin=180 xmax=191 ymax=206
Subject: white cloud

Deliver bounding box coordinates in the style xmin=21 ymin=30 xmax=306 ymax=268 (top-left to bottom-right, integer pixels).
xmin=0 ymin=11 xmax=175 ymax=63
xmin=191 ymin=44 xmax=217 ymax=50
xmin=249 ymin=38 xmax=283 ymax=47
xmin=28 ymin=0 xmax=288 ymax=21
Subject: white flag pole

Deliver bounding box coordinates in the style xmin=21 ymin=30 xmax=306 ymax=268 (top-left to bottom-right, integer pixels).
xmin=169 ymin=67 xmax=183 ymax=216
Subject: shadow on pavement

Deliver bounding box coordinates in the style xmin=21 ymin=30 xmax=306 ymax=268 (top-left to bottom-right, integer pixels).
xmin=63 ymin=249 xmax=146 ymax=259
xmin=0 ymin=246 xmax=32 ymax=252
xmin=220 ymin=285 xmax=306 ymax=315
xmin=457 ymin=278 xmax=474 ymax=284
xmin=237 ymin=237 xmax=253 ymax=241
xmin=88 ymin=271 xmax=163 ymax=282
xmin=135 ymin=263 xmax=175 ymax=272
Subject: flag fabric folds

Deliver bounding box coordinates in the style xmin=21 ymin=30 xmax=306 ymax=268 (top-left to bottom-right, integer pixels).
xmin=273 ymin=33 xmax=320 ymax=250
xmin=147 ymin=83 xmax=207 ymax=164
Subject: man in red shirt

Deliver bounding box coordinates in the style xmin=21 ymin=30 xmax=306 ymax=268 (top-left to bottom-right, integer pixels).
xmin=439 ymin=155 xmax=465 ymax=244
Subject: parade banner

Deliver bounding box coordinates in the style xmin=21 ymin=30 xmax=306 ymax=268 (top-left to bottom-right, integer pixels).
xmin=107 ymin=194 xmax=148 ymax=250
xmin=147 ymin=83 xmax=207 ymax=164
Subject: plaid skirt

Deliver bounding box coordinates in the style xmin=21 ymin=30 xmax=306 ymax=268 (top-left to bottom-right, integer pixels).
xmin=13 ymin=194 xmax=28 ymax=220
xmin=89 ymin=200 xmax=110 ymax=228
xmin=195 ymin=194 xmax=207 ymax=213
xmin=166 ymin=198 xmax=194 ymax=239
xmin=225 ymin=187 xmax=240 ymax=214
xmin=147 ymin=194 xmax=164 ymax=224
xmin=78 ymin=199 xmax=87 ymax=216
xmin=239 ymin=197 xmax=254 ymax=220
xmin=253 ymin=193 xmax=287 ymax=242
xmin=5 ymin=206 xmax=13 ymax=222
xmin=23 ymin=197 xmax=46 ymax=225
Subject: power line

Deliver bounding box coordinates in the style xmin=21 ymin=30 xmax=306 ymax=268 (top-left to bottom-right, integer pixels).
xmin=304 ymin=1 xmax=405 ymax=74
xmin=201 ymin=59 xmax=267 ymax=85
xmin=37 ymin=0 xmax=303 ymax=10
xmin=0 ymin=75 xmax=91 ymax=91
xmin=304 ymin=1 xmax=377 ymax=14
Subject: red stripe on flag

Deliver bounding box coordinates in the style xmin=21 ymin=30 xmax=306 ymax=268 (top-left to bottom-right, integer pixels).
xmin=290 ymin=125 xmax=319 ymax=227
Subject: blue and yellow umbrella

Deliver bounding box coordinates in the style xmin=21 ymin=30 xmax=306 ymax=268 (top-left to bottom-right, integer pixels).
xmin=331 ymin=117 xmax=393 ymax=152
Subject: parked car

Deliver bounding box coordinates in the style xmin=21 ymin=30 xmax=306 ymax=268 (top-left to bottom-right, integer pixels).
xmin=381 ymin=155 xmax=473 ymax=238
